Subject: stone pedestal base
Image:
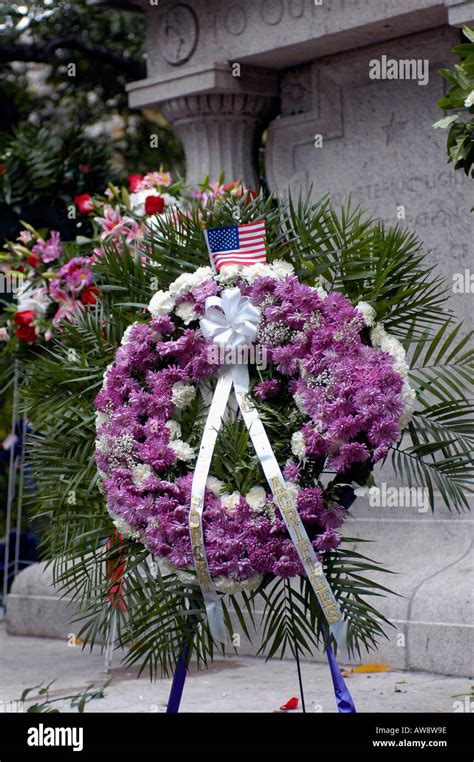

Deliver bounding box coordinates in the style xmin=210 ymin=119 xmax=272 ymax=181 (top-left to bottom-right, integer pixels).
xmin=6 ymin=562 xmax=76 ymax=641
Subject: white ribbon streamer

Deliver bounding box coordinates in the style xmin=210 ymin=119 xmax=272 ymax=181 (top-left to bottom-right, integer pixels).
xmin=190 ymin=288 xmax=348 ymax=651
xmin=189 ymin=369 xmax=234 ymax=645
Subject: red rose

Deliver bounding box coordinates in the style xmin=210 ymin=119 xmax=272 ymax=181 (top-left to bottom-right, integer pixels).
xmin=26 ymin=253 xmax=41 ymax=268
xmin=80 ymin=163 xmax=90 ymax=174
xmin=128 ymin=174 xmax=143 ymax=192
xmin=13 ymin=310 xmax=37 ymax=343
xmin=144 ymin=195 xmax=165 ymax=215
xmin=74 ymin=193 xmax=94 ymax=214
xmin=81 ymin=285 xmax=99 ymax=305
xmin=0 ymin=165 xmax=6 ymax=174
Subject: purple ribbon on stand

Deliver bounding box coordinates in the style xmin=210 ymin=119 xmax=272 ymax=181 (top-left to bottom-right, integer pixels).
xmin=166 ymin=631 xmax=356 ymax=714
xmin=324 ymin=634 xmax=356 ymax=713
xmin=166 ymin=648 xmax=190 ymax=714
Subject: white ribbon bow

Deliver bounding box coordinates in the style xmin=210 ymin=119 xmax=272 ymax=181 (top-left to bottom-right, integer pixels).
xmin=200 ymin=288 xmax=260 ymax=348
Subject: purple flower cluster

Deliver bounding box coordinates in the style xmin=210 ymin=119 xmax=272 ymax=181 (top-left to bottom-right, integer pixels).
xmin=244 ymin=276 xmax=404 ymax=469
xmin=96 ymin=272 xmax=405 ymax=583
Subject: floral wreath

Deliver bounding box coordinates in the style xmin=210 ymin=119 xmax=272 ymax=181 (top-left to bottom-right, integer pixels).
xmin=95 ymin=252 xmax=416 ymax=607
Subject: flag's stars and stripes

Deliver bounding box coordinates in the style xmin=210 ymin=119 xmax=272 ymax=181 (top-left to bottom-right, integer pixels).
xmin=204 ymin=220 xmax=267 ymax=272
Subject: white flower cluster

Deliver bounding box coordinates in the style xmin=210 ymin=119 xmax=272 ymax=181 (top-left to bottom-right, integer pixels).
xmin=291 ymin=430 xmax=307 ymax=460
xmin=132 ymin=463 xmax=152 ymax=487
xmin=147 ymin=260 xmax=296 ymax=318
xmin=165 ymin=415 xmax=196 ymax=461
xmin=171 ymin=381 xmax=196 ymax=409
xmin=356 ymin=301 xmax=377 ymax=327
xmin=160 ymin=557 xmax=263 ymax=593
xmin=371 ymin=323 xmax=416 ymax=429
xmin=17 ymin=283 xmax=51 ymax=316
xmin=169 ymin=439 xmax=195 ymax=462
xmin=108 ymin=509 xmax=145 ymax=542
xmin=217 ymin=259 xmax=294 ymax=285
xmin=206 ymin=476 xmax=297 ymax=522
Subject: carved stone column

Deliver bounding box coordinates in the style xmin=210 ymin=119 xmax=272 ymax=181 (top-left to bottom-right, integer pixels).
xmin=128 ymin=63 xmax=279 ymax=187
xmin=160 ymin=92 xmax=275 ymax=187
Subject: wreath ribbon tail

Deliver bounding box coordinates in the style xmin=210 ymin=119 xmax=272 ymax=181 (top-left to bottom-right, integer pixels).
xmin=189 ymin=368 xmax=234 ymax=645
xmin=231 ymin=364 xmax=349 ymax=647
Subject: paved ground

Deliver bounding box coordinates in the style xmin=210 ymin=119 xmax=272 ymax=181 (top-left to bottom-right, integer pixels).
xmin=0 ymin=624 xmax=471 ymax=713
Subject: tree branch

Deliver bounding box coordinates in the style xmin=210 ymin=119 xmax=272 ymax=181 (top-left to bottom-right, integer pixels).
xmin=0 ymin=37 xmax=146 ymax=79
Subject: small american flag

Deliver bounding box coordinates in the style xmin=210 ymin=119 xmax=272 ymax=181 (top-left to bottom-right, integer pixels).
xmin=204 ymin=220 xmax=267 ymax=272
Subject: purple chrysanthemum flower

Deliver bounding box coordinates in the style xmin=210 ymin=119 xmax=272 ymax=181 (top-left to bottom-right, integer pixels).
xmin=253 ymin=378 xmax=280 ymax=399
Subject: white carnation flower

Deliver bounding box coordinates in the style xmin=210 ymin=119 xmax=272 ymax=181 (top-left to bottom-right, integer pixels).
xmin=148 ymin=289 xmax=175 ymax=316
xmin=286 ymin=482 xmax=299 ymax=503
xmin=399 ymin=381 xmax=416 ymax=429
xmin=169 ymin=439 xmax=195 ymax=461
xmin=221 ymin=491 xmax=240 ymax=513
xmin=245 ymin=485 xmax=267 ymax=511
xmin=171 ymin=381 xmax=196 ymax=409
xmin=370 ymin=323 xmax=387 ymax=347
xmin=206 ymin=476 xmax=225 ymax=496
xmin=165 ymin=420 xmax=182 ymax=439
xmin=356 ymin=301 xmax=377 ymax=327
xmin=175 ymin=300 xmax=198 ymax=324
xmin=95 ymin=411 xmax=110 ymax=430
xmin=293 ymin=391 xmax=307 ymax=413
xmin=96 ymin=435 xmax=110 ymax=453
xmin=291 ymin=430 xmax=306 ymax=460
xmin=132 ymin=463 xmax=152 ymax=486
xmin=315 ymin=286 xmax=328 ymax=300
xmin=371 ymin=324 xmax=408 ymax=375
xmin=108 ymin=510 xmax=143 ymax=541
xmin=241 ymin=263 xmax=269 ymax=283
xmin=129 ymin=189 xmax=153 ymax=216
xmin=269 ymin=259 xmax=294 ymax=279
xmin=217 ymin=265 xmax=241 ymax=283
xmin=169 ymin=267 xmax=213 ymax=297
xmin=101 ymin=362 xmax=114 ymax=390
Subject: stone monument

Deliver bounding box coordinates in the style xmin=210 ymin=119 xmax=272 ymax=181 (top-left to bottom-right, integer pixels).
xmin=8 ymin=0 xmax=473 ymax=677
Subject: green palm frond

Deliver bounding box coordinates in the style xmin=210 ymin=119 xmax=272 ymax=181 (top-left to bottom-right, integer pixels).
xmin=256 ymin=540 xmax=394 ymax=661
xmin=390 ymin=321 xmax=474 ymax=512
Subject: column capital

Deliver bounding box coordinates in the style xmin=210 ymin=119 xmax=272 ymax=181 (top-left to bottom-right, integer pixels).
xmin=160 ymin=90 xmax=277 ymax=187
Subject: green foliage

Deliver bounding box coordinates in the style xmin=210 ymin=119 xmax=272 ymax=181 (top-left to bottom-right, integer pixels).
xmin=0 ymin=1 xmax=184 ymax=202
xmin=392 ymin=321 xmax=474 ymax=512
xmin=0 ymin=123 xmax=111 ymax=242
xmin=10 ymin=192 xmax=473 ymax=678
xmin=434 ymin=26 xmax=474 ymax=179
xmin=20 ymin=679 xmax=110 ymax=713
